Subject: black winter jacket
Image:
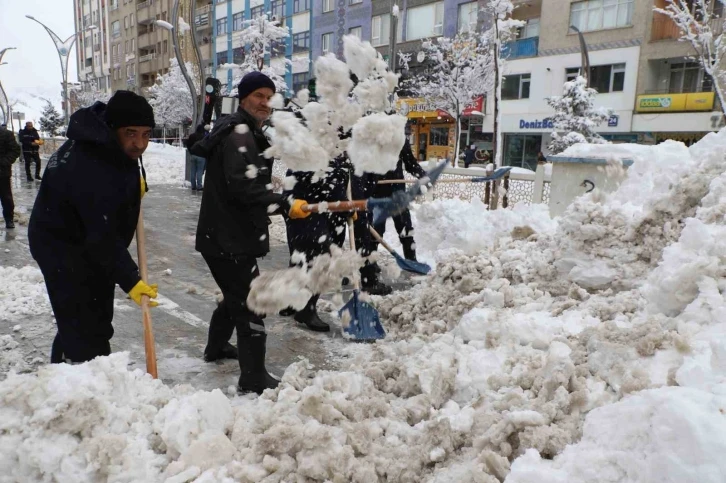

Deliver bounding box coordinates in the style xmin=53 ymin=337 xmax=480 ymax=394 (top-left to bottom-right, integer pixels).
xmin=0 ymin=127 xmax=20 ymax=177
xmin=375 ymin=140 xmax=426 ymax=198
xmin=28 ymin=102 xmax=143 ymax=293
xmin=19 ymin=127 xmax=40 ymax=153
xmin=284 ymin=155 xmax=350 ymax=203
xmin=192 ymin=107 xmax=287 ymax=258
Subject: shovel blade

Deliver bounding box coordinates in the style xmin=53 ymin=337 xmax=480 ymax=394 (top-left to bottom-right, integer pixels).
xmin=392 ymin=251 xmax=431 ymax=275
xmin=340 ymin=291 xmax=386 ymax=341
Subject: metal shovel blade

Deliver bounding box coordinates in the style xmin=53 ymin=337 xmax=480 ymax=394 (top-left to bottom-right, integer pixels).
xmin=340 ymin=290 xmax=386 ymax=341
xmin=392 ymin=251 xmax=431 ymax=275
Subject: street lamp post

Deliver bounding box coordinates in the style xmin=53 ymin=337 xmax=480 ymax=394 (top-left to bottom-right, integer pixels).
xmin=26 ymin=16 xmax=78 ymax=127
xmin=0 ymin=48 xmax=16 ymax=131
xmin=155 ymin=0 xmax=199 ymax=129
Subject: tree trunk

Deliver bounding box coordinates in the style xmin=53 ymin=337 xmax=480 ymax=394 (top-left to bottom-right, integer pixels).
xmin=454 ymin=111 xmax=461 ymax=168
xmin=709 ymin=71 xmax=726 ymax=117
xmin=493 ymin=37 xmax=502 ymax=168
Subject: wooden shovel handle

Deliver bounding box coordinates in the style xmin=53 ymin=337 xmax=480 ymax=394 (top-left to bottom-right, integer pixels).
xmin=302 ymin=200 xmax=368 ymax=213
xmin=368 ymin=225 xmax=395 ymax=254
xmin=136 ymin=207 xmax=158 ymax=379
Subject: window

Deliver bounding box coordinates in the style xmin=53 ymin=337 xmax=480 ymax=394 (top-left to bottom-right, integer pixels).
xmin=163 ymin=40 xmax=168 ymax=53
xmin=350 ymin=0 xmax=362 ymax=4
xmin=217 ymin=17 xmax=228 ymax=35
xmin=251 ymin=5 xmax=264 ymax=19
xmin=406 ymin=2 xmax=444 ymax=40
xmin=124 ymin=40 xmax=128 ymax=53
xmin=519 ymin=18 xmax=540 ymax=39
xmin=271 ymin=0 xmax=285 ymax=21
xmin=570 ymin=0 xmax=633 ymax=32
xmin=131 ymin=38 xmax=135 ymax=51
xmin=589 ymin=63 xmax=625 ymax=93
xmin=217 ymin=50 xmax=228 ymax=65
xmin=233 ymin=46 xmax=245 ymax=63
xmin=233 ymin=12 xmax=244 ymax=31
xmin=565 ymin=67 xmax=580 ymax=82
xmin=502 ymin=73 xmax=531 ymax=100
xmin=112 ymin=20 xmax=120 ymax=34
xmin=293 ymin=72 xmax=310 ymax=93
xmin=130 ymin=13 xmax=135 ymax=26
xmin=323 ymin=0 xmax=333 ymax=13
xmin=669 ymin=62 xmax=707 ymax=93
xmin=371 ymin=15 xmax=390 ymax=46
xmin=271 ymin=39 xmax=287 ymax=56
xmin=458 ymin=2 xmax=478 ymax=33
xmin=349 ymin=26 xmax=362 ymax=39
xmin=322 ymin=32 xmax=332 ymax=53
xmin=504 ymin=134 xmax=541 ymax=171
xmin=293 ymin=31 xmax=310 ymax=52
xmin=429 ymin=126 xmax=449 ymax=146
xmin=124 ymin=16 xmax=128 ymax=29
xmin=293 ymin=0 xmax=310 ymax=13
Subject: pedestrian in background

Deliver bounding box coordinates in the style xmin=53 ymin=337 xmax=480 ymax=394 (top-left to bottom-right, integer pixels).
xmin=185 ymin=124 xmax=207 ymax=191
xmin=19 ymin=121 xmax=42 ymax=182
xmin=28 ymin=91 xmax=159 ymax=364
xmin=464 ymin=144 xmax=476 ymax=168
xmin=0 ymin=123 xmax=21 ymax=229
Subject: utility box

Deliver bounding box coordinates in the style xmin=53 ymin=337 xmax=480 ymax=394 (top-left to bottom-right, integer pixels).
xmin=547 ymin=155 xmax=634 ymax=217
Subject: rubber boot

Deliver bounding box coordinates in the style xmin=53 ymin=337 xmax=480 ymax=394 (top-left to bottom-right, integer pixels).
xmin=361 ymin=262 xmax=392 ymax=296
xmin=294 ymin=294 xmax=330 ymax=332
xmin=400 ymin=236 xmax=418 ymax=262
xmin=203 ymin=302 xmax=238 ymax=362
xmin=237 ymin=333 xmax=280 ymax=395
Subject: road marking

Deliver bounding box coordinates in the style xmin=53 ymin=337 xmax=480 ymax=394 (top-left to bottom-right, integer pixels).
xmin=155 ymin=294 xmax=209 ymax=329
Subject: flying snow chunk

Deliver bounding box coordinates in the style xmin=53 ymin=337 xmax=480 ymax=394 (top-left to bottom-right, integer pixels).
xmin=238 ymin=146 xmax=247 ymax=153
xmin=164 ymin=269 xmax=172 ymax=276
xmin=348 ymin=113 xmax=407 ymax=175
xmin=343 ymin=35 xmax=380 ymax=81
xmin=267 ymin=203 xmax=280 ymax=214
xmin=269 ymin=93 xmax=285 ymax=110
xmin=235 ymin=124 xmax=250 ymax=135
xmin=245 ymin=165 xmax=258 ymax=179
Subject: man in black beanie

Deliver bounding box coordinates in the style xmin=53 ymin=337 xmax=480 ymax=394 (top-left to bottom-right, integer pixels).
xmin=28 ymin=90 xmax=159 ymax=364
xmin=191 ymin=71 xmax=310 ymax=395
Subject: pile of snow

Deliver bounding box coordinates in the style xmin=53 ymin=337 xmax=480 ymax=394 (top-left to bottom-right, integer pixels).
xmin=0 ymin=266 xmax=51 ymax=320
xmin=5 ymin=74 xmax=726 ymax=483
xmin=143 ymin=143 xmax=187 ymax=185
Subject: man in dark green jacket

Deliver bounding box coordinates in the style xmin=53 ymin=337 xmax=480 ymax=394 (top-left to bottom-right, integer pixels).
xmin=0 ymin=123 xmax=21 ymax=229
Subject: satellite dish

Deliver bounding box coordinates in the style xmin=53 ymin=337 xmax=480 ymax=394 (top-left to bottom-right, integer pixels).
xmin=417 ymin=51 xmax=425 ymax=63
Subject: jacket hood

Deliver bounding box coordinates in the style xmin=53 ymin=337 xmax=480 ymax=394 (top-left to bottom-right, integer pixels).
xmin=66 ymin=101 xmax=114 ymax=145
xmin=190 ymin=108 xmax=258 ymax=158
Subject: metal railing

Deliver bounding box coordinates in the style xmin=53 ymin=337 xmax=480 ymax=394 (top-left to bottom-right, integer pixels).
xmin=502 ymin=36 xmax=539 ymax=59
xmin=137 ymin=0 xmax=154 ymax=10
xmin=139 ymin=53 xmax=156 ymax=63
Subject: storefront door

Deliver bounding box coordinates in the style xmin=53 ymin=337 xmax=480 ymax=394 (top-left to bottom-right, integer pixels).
xmin=503 ymin=134 xmax=542 ymax=171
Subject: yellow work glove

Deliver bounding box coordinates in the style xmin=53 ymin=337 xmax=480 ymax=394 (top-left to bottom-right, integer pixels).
xmin=140 ymin=176 xmax=147 ymax=200
xmin=289 ymin=199 xmax=311 ymax=219
xmin=129 ymin=280 xmax=159 ymax=307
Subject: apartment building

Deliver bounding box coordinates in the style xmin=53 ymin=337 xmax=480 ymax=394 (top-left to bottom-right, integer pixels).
xmin=180 ymin=0 xmax=215 ymax=80
xmin=73 ymin=0 xmax=113 ymax=94
xmin=212 ymin=0 xmax=313 ymax=94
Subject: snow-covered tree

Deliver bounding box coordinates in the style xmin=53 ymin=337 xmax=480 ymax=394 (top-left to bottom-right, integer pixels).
xmin=225 ymin=14 xmax=290 ymax=95
xmin=73 ymin=80 xmax=110 ymax=109
xmin=148 ymin=58 xmax=199 ymax=128
xmin=482 ymin=0 xmax=524 ymax=167
xmin=39 ymin=100 xmax=63 ymax=136
xmin=409 ymin=30 xmax=494 ymax=167
xmin=547 ymin=75 xmax=611 ymax=154
xmin=655 ymin=0 xmax=726 ymax=115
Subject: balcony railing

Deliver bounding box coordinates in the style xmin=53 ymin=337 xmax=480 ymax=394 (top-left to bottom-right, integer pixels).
xmin=139 ymin=53 xmax=156 ymax=63
xmin=651 ymin=12 xmax=724 ymax=41
xmin=112 ymin=30 xmax=121 ymax=39
xmin=501 ymin=36 xmax=539 ymax=60
xmin=196 ymin=4 xmax=211 ymax=15
xmin=137 ymin=0 xmax=154 ymax=10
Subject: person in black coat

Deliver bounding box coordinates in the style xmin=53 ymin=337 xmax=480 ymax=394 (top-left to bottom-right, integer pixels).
xmin=372 ymin=139 xmax=426 ymax=262
xmin=28 ymin=91 xmax=160 ymax=364
xmin=282 ymin=154 xmax=349 ymax=331
xmin=19 ymin=121 xmax=42 ymax=182
xmin=184 ymin=124 xmax=207 ymax=191
xmin=191 ymin=72 xmax=309 ymax=395
xmin=0 ymin=123 xmax=21 ymax=229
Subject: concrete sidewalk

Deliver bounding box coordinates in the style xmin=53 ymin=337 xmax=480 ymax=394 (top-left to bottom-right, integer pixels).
xmin=0 ymin=172 xmax=358 ymax=390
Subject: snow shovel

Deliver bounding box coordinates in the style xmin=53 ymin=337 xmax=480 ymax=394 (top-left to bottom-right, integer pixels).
xmin=135 ymin=207 xmax=158 ymax=379
xmin=377 ymin=167 xmax=512 ymax=185
xmin=368 ymin=225 xmax=431 ymax=275
xmin=339 ymin=180 xmax=386 ymax=341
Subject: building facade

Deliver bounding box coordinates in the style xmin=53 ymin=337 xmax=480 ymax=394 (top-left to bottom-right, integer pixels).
xmin=212 ymin=0 xmax=313 ymax=94
xmin=73 ymin=0 xmax=113 ymax=93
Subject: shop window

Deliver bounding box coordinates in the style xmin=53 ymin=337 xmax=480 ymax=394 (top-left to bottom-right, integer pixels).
xmin=503 ymin=134 xmax=541 ymax=171
xmin=502 ymin=74 xmax=531 ymax=100
xmin=429 ymin=126 xmax=450 ymax=146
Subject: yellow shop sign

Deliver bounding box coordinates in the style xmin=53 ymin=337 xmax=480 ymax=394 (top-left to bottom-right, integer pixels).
xmin=636 ymin=92 xmax=714 ymax=112
xmin=396 ymin=98 xmax=440 ymax=118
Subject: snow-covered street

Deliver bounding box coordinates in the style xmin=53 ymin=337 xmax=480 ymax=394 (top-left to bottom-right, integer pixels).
xmin=2 ymin=132 xmax=726 ymax=482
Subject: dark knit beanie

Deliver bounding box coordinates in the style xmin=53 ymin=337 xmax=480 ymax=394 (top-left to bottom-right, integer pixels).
xmin=237 ymin=72 xmax=276 ymax=99
xmin=105 ymin=90 xmax=155 ymax=129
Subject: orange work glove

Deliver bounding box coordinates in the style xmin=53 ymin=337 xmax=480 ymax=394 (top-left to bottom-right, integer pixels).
xmin=289 ymin=199 xmax=311 ymax=219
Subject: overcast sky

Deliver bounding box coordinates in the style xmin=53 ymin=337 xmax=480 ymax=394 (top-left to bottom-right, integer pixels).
xmin=0 ymin=0 xmax=78 ymax=126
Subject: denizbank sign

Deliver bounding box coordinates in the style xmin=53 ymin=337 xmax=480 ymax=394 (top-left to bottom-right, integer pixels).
xmin=519 ymin=118 xmax=554 ymax=130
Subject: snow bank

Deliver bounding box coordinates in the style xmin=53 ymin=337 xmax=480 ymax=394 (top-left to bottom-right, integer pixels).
xmin=5 ymin=130 xmax=726 ymax=481
xmin=0 ymin=266 xmax=50 ymax=320
xmin=143 ymin=143 xmax=187 ymax=185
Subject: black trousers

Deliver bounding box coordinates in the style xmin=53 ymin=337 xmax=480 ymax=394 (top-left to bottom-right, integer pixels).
xmin=0 ymin=176 xmax=13 ymax=223
xmin=286 ymin=212 xmax=347 ymax=262
xmin=39 ymin=261 xmax=116 ymax=363
xmin=203 ymin=253 xmax=265 ymax=357
xmin=24 ymin=151 xmax=41 ymax=179
xmin=372 ymin=209 xmax=414 ymax=240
